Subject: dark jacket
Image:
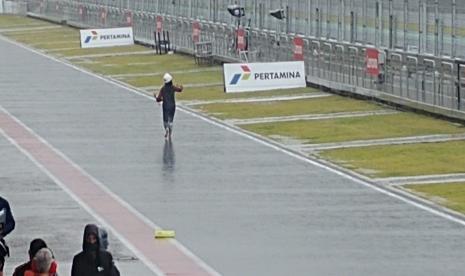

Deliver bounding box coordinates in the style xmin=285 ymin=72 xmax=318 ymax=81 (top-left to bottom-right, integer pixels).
xmin=0 ymin=196 xmax=15 ymax=237
xmin=156 ymin=82 xmax=183 ymax=108
xmin=13 ymin=238 xmax=49 ymax=276
xmin=71 ymin=224 xmax=119 ymax=276
xmin=12 ymin=261 xmax=31 ymax=276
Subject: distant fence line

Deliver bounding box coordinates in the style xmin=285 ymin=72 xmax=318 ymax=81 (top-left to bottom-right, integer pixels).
xmin=5 ymin=0 xmax=465 ymax=120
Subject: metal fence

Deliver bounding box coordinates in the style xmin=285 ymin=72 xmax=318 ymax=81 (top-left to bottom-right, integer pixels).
xmin=16 ymin=0 xmax=465 ymax=117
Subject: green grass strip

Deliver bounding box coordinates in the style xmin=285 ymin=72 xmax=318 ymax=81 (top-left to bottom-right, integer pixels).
xmin=194 ymin=95 xmax=383 ymax=119
xmin=32 ymin=41 xmax=81 ymax=50
xmin=320 ymin=141 xmax=465 ymax=177
xmin=243 ymin=113 xmax=465 ymax=144
xmin=125 ymin=70 xmax=224 ymax=87
xmin=0 ymin=14 xmax=51 ymax=28
xmin=78 ymin=54 xmax=206 ymax=75
xmin=4 ymin=26 xmax=78 ymax=37
xmin=177 ymin=86 xmax=318 ymax=101
xmin=52 ymin=44 xmax=148 ymax=57
xmin=403 ymin=182 xmax=465 ymax=214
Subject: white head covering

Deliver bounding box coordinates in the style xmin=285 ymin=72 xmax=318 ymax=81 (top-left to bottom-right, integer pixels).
xmin=163 ymin=73 xmax=173 ymax=83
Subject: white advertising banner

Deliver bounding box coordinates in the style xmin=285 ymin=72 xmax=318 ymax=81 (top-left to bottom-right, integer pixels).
xmin=80 ymin=27 xmax=134 ymax=49
xmin=223 ymin=61 xmax=306 ymax=93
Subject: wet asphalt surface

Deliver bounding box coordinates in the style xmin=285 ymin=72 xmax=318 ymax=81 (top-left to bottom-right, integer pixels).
xmin=2 ymin=36 xmax=465 ymax=275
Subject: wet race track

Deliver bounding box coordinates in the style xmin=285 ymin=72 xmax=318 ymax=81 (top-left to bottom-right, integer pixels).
xmin=2 ymin=36 xmax=465 ymax=275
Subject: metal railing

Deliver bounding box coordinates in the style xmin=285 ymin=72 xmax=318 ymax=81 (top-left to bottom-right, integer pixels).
xmin=10 ymin=0 xmax=465 ymax=119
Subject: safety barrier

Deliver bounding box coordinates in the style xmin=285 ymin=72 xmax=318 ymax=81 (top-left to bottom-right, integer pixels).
xmin=14 ymin=0 xmax=465 ymax=120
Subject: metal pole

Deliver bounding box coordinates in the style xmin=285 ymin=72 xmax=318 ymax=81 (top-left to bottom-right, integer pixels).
xmin=326 ymin=0 xmax=330 ymax=39
xmin=375 ymin=1 xmax=379 ymax=47
xmin=342 ymin=0 xmax=345 ymax=41
xmin=458 ymin=64 xmax=462 ymax=110
xmin=389 ymin=0 xmax=393 ymax=49
xmin=434 ymin=0 xmax=439 ymax=56
xmin=404 ymin=0 xmax=408 ymax=51
xmin=379 ymin=0 xmax=384 ymax=47
xmin=286 ymin=5 xmax=290 ymax=34
xmin=363 ymin=0 xmax=367 ymax=42
xmin=422 ymin=0 xmax=427 ymax=53
xmin=452 ymin=0 xmax=456 ymax=58
xmin=418 ymin=0 xmax=422 ymax=54
xmin=349 ymin=0 xmax=354 ymax=43
xmin=338 ymin=0 xmax=342 ymax=41
xmin=309 ymin=0 xmax=313 ymax=36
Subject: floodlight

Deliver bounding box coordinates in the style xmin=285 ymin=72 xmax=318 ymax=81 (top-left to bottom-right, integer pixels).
xmin=227 ymin=4 xmax=245 ymax=18
xmin=270 ymin=8 xmax=285 ymax=20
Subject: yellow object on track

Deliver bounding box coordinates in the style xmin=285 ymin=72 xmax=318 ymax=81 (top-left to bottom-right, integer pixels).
xmin=154 ymin=229 xmax=175 ymax=239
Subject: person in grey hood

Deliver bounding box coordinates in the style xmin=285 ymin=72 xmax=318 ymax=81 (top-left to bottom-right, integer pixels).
xmin=71 ymin=224 xmax=119 ymax=276
xmin=0 ymin=196 xmax=15 ymax=276
xmin=155 ymin=73 xmax=183 ymax=139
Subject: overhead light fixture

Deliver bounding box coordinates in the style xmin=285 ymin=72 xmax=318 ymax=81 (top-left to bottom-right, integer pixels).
xmin=227 ymin=4 xmax=245 ymax=18
xmin=269 ymin=8 xmax=285 ymax=20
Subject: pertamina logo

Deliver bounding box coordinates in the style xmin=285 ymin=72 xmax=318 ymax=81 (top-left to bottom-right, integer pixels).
xmin=84 ymin=31 xmax=98 ymax=43
xmin=230 ymin=65 xmax=251 ymax=85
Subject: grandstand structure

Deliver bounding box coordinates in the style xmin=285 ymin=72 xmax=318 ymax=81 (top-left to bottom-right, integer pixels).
xmin=5 ymin=0 xmax=465 ymax=120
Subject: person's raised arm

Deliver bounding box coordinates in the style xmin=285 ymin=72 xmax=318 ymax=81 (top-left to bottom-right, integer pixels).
xmin=174 ymin=84 xmax=183 ymax=92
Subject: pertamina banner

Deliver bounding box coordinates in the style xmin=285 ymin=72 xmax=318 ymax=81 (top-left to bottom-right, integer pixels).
xmin=224 ymin=61 xmax=306 ymax=93
xmin=80 ymin=27 xmax=134 ymax=49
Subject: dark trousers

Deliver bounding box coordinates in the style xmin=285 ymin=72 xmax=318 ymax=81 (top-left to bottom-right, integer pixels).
xmin=162 ymin=105 xmax=175 ymax=130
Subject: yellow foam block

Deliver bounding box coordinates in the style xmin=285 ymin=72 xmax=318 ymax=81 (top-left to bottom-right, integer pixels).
xmin=154 ymin=230 xmax=175 ymax=239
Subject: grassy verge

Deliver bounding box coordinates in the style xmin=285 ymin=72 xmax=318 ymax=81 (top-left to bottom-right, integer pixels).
xmin=243 ymin=112 xmax=465 ymax=144
xmin=194 ymin=95 xmax=384 ymax=119
xmin=124 ymin=70 xmax=224 ymax=87
xmin=320 ymin=141 xmax=465 ymax=177
xmin=403 ymin=182 xmax=465 ymax=214
xmin=3 ymin=27 xmax=79 ymax=39
xmin=77 ymin=54 xmax=207 ymax=75
xmin=177 ymin=86 xmax=319 ymax=102
xmin=0 ymin=14 xmax=51 ymax=27
xmin=32 ymin=41 xmax=81 ymax=50
xmin=52 ymin=44 xmax=149 ymax=57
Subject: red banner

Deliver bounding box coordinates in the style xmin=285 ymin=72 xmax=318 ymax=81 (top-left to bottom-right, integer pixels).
xmin=237 ymin=27 xmax=246 ymax=51
xmin=156 ymin=16 xmax=163 ymax=33
xmin=192 ymin=21 xmax=200 ymax=43
xmin=293 ymin=37 xmax=304 ymax=61
xmin=366 ymin=48 xmax=379 ymax=76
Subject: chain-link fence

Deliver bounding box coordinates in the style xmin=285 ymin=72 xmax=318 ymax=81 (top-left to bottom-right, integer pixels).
xmin=7 ymin=0 xmax=465 ymax=118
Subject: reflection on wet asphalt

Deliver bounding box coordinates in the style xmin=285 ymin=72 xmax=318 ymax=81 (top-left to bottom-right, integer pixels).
xmin=162 ymin=139 xmax=175 ymax=181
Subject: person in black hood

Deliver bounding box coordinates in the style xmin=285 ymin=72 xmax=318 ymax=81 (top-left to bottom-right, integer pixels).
xmin=0 ymin=196 xmax=15 ymax=276
xmin=155 ymin=73 xmax=183 ymax=139
xmin=71 ymin=224 xmax=120 ymax=276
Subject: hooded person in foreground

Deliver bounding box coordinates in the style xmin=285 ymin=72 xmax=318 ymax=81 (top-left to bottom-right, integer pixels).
xmin=71 ymin=224 xmax=119 ymax=276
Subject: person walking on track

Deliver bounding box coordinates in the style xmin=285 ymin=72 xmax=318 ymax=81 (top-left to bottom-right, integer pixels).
xmin=155 ymin=73 xmax=183 ymax=139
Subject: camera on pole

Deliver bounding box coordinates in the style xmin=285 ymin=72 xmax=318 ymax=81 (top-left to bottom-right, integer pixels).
xmin=227 ymin=4 xmax=245 ymax=18
xmin=269 ymin=8 xmax=285 ymax=20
